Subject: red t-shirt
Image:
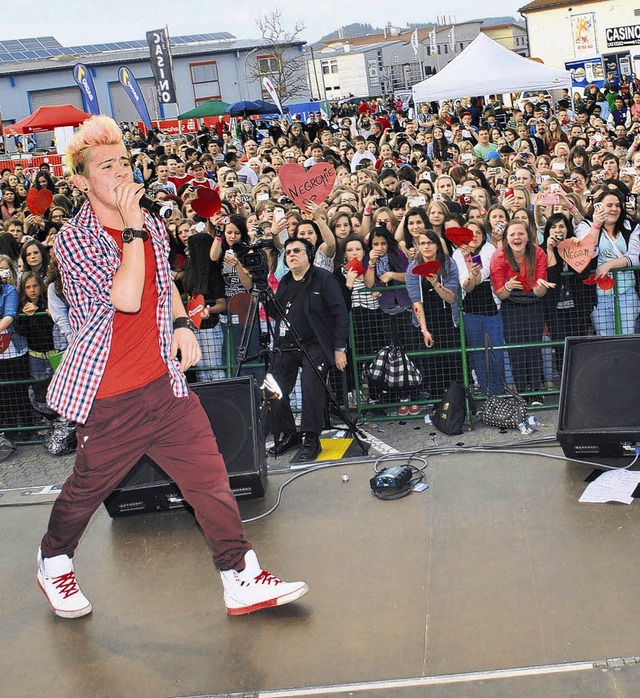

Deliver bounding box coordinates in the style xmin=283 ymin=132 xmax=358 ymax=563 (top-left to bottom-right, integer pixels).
xmin=168 ymin=174 xmax=191 ymax=192
xmin=95 ymin=227 xmax=167 ymax=398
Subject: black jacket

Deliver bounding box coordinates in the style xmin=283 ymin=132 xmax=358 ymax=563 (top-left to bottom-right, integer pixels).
xmin=274 ymin=265 xmax=349 ymax=364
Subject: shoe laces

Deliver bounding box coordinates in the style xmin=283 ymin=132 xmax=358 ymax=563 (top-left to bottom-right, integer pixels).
xmin=248 ymin=569 xmax=282 ymax=586
xmin=50 ymin=571 xmax=81 ymax=599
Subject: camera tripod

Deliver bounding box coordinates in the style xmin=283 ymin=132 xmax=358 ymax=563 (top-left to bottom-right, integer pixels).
xmin=235 ymin=281 xmax=369 ymax=457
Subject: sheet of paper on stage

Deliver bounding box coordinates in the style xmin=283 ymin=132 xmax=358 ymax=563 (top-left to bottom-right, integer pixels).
xmin=579 ymin=469 xmax=640 ymax=504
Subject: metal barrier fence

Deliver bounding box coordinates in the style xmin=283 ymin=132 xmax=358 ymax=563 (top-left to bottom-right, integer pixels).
xmin=2 ymin=266 xmax=639 ymax=442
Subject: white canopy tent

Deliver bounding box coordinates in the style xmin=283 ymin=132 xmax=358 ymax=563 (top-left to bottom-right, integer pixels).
xmin=412 ymin=33 xmax=571 ymax=104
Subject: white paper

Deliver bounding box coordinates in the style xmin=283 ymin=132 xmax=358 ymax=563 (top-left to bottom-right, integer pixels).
xmin=579 ymin=469 xmax=640 ymax=504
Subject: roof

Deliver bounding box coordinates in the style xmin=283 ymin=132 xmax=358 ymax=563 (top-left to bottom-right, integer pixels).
xmin=313 ymin=40 xmax=404 ymax=58
xmin=0 ymin=37 xmax=305 ymax=77
xmin=481 ymin=23 xmax=527 ymax=31
xmin=520 ymin=0 xmax=602 ymax=15
xmin=323 ymin=21 xmax=482 ymax=48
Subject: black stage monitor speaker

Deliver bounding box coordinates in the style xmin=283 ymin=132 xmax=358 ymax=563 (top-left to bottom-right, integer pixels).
xmin=104 ymin=377 xmax=266 ymax=517
xmin=557 ymin=335 xmax=640 ymax=458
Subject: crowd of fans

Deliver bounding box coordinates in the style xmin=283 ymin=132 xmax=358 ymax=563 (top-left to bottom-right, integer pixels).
xmin=2 ymin=80 xmax=640 ymax=437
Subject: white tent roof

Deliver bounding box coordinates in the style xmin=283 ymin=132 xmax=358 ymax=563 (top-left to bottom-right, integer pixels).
xmin=412 ymin=33 xmax=571 ymax=103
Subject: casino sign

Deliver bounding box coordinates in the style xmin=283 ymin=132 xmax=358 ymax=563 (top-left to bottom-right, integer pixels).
xmin=606 ymin=25 xmax=640 ymax=48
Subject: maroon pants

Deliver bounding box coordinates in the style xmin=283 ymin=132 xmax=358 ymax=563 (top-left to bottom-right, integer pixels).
xmin=41 ymin=374 xmax=251 ymax=571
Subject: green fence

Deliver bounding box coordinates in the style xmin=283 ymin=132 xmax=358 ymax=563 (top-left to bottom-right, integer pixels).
xmin=1 ymin=266 xmax=639 ymax=442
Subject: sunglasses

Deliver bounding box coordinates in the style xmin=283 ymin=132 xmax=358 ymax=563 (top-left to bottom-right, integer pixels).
xmin=285 ymin=247 xmax=306 ymax=256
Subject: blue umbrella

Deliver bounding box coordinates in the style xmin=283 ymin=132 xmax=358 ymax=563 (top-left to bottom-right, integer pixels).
xmin=225 ymin=100 xmax=263 ymax=117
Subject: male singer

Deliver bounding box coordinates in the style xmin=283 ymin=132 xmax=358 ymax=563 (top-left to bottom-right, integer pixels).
xmin=38 ymin=115 xmax=308 ymax=618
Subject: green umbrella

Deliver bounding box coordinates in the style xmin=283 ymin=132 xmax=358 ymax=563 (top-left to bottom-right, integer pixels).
xmin=178 ymin=99 xmax=230 ymax=120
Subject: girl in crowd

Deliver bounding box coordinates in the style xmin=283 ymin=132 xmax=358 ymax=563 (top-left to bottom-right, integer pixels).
xmin=296 ymin=206 xmax=336 ymax=272
xmin=490 ymin=220 xmax=554 ymax=401
xmin=20 ymin=240 xmax=49 ymax=278
xmin=451 ymin=220 xmax=504 ymax=395
xmin=182 ymin=233 xmax=227 ymax=382
xmin=542 ymin=213 xmax=597 ymax=371
xmin=575 ymin=190 xmax=640 ymax=335
xmin=395 ymin=207 xmax=429 ymax=259
xmin=364 ymin=227 xmax=417 ymax=414
xmin=16 ymin=271 xmax=56 ymax=379
xmin=406 ymin=230 xmax=462 ymax=400
xmin=1 ymin=188 xmax=21 ymax=220
xmin=0 ymin=255 xmax=32 ymax=439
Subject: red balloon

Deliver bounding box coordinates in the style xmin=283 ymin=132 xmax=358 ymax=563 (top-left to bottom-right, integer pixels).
xmin=190 ymin=187 xmax=221 ymax=218
xmin=412 ymin=261 xmax=441 ymax=277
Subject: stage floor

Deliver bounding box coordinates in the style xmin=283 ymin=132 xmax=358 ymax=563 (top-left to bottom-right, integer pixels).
xmin=3 ymin=447 xmax=640 ymax=698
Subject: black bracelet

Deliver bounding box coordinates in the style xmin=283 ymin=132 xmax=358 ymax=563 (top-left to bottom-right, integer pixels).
xmin=173 ymin=317 xmax=196 ymax=332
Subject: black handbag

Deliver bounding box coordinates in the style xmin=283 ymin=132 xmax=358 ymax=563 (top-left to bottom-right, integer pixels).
xmin=432 ymin=381 xmax=477 ymax=435
xmin=479 ymin=333 xmax=528 ymax=429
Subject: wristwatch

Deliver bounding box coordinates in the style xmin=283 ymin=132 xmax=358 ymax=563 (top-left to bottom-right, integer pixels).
xmin=173 ymin=317 xmax=197 ymax=332
xmin=122 ymin=227 xmax=149 ymax=243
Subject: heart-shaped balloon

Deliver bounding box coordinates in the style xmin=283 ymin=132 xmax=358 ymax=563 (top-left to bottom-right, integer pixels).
xmin=556 ymin=236 xmax=595 ymax=273
xmin=596 ymin=274 xmax=615 ymax=291
xmin=279 ymin=162 xmax=336 ymax=209
xmin=508 ymin=268 xmax=532 ymax=292
xmin=445 ymin=226 xmax=474 ymax=247
xmin=26 ymin=188 xmax=53 ymax=217
xmin=583 ymin=273 xmax=615 ymax=290
xmin=186 ymin=294 xmax=205 ymax=329
xmin=345 ymin=258 xmax=364 ymax=276
xmin=0 ymin=332 xmax=10 ymax=354
xmin=190 ymin=187 xmax=221 ymax=218
xmin=412 ymin=261 xmax=441 ymax=277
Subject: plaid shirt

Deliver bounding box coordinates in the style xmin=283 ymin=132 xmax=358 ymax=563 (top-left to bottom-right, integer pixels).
xmin=47 ymin=201 xmax=188 ymax=424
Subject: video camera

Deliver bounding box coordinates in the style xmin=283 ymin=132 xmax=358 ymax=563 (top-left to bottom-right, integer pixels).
xmin=232 ymin=238 xmax=275 ymax=286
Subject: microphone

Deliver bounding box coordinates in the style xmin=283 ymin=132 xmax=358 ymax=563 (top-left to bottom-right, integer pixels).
xmin=139 ymin=194 xmax=174 ymax=219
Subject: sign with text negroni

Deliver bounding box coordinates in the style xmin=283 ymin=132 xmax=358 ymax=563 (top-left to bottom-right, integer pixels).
xmin=279 ymin=163 xmax=336 ymax=209
xmin=606 ymin=25 xmax=640 ymax=48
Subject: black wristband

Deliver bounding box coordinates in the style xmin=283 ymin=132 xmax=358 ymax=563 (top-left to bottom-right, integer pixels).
xmin=173 ymin=317 xmax=196 ymax=332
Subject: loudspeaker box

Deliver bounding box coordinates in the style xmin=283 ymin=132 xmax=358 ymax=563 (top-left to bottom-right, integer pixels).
xmin=104 ymin=377 xmax=266 ymax=517
xmin=557 ymin=335 xmax=640 ymax=458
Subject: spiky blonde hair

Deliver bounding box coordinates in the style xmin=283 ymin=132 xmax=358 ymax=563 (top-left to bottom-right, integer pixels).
xmin=66 ymin=115 xmax=124 ymax=175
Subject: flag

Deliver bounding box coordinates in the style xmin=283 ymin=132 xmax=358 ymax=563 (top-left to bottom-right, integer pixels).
xmin=429 ymin=28 xmax=437 ymax=54
xmin=118 ymin=66 xmax=152 ymax=131
xmin=448 ymin=26 xmax=456 ymax=52
xmin=262 ymin=76 xmax=283 ymax=114
xmin=411 ymin=29 xmax=419 ymax=56
xmin=146 ymin=28 xmax=177 ymax=104
xmin=73 ymin=64 xmax=100 ymax=115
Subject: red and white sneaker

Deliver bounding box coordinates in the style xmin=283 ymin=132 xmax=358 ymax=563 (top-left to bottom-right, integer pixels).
xmin=409 ymin=404 xmax=422 ymax=415
xmin=37 ymin=548 xmax=92 ymax=619
xmin=397 ymin=404 xmax=410 ymax=416
xmin=220 ymin=550 xmax=309 ymax=616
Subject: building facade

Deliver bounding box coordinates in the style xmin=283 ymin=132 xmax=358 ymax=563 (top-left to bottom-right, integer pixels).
xmin=521 ymin=0 xmax=640 ymax=88
xmin=0 ymin=34 xmax=307 ymax=144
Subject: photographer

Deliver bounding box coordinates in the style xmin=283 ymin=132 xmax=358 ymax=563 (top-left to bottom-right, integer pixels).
xmin=268 ymin=237 xmax=349 ymax=462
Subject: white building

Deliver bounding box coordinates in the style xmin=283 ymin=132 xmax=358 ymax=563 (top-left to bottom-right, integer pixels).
xmin=521 ymin=0 xmax=640 ymax=86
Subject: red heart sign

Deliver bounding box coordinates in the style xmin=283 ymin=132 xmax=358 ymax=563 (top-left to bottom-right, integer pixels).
xmin=26 ymin=188 xmax=53 ymax=217
xmin=583 ymin=273 xmax=598 ymax=285
xmin=190 ymin=188 xmax=221 ymax=218
xmin=445 ymin=227 xmax=474 ymax=247
xmin=412 ymin=261 xmax=441 ymax=277
xmin=345 ymin=258 xmax=364 ymax=276
xmin=0 ymin=332 xmax=10 ymax=354
xmin=279 ymin=163 xmax=336 ymax=209
xmin=556 ymin=236 xmax=594 ymax=274
xmin=186 ymin=294 xmax=205 ymax=330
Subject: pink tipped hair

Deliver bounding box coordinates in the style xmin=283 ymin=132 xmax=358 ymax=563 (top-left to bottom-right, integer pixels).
xmin=66 ymin=115 xmax=124 ymax=174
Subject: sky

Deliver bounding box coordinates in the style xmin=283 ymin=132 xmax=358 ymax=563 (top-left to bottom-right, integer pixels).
xmin=1 ymin=1 xmax=525 ymax=47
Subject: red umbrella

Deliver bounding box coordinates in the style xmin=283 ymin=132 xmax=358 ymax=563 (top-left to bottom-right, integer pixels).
xmin=5 ymin=104 xmax=91 ymax=135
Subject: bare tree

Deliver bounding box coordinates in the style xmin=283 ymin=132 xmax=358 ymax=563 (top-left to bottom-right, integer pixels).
xmin=248 ymin=8 xmax=307 ymax=103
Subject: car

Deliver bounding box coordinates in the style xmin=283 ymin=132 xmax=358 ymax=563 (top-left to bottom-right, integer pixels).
xmin=516 ymin=90 xmax=553 ymax=112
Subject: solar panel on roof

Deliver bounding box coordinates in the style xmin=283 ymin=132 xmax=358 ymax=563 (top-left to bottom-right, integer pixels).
xmin=104 ymin=43 xmax=119 ymax=50
xmin=34 ymin=50 xmax=51 ymax=57
xmin=59 ymin=48 xmax=75 ymax=54
xmin=171 ymin=37 xmax=186 ymax=44
xmin=0 ymin=54 xmax=13 ymax=62
xmin=93 ymin=44 xmax=109 ymax=51
xmin=22 ymin=51 xmax=38 ymax=58
xmin=11 ymin=51 xmax=26 ymax=60
xmin=40 ymin=36 xmax=62 ymax=47
xmin=2 ymin=41 xmax=23 ymax=51
xmin=21 ymin=39 xmax=42 ymax=49
xmin=68 ymin=46 xmax=90 ymax=53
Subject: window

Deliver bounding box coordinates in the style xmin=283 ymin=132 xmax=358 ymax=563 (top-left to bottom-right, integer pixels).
xmin=321 ymin=59 xmax=338 ymax=75
xmin=257 ymin=55 xmax=281 ymax=75
xmin=437 ymin=44 xmax=441 ymax=54
xmin=426 ymin=45 xmax=431 ymax=56
xmin=190 ymin=61 xmax=221 ymax=102
xmin=459 ymin=42 xmax=464 ymax=51
xmin=444 ymin=44 xmax=448 ymax=54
